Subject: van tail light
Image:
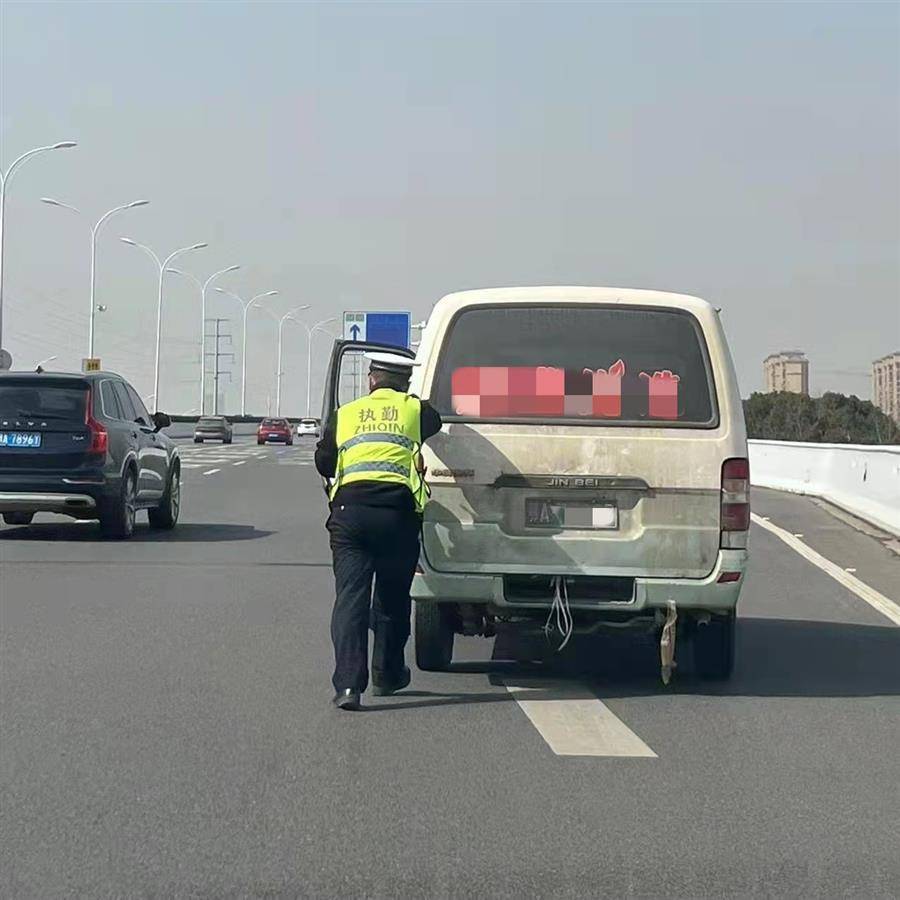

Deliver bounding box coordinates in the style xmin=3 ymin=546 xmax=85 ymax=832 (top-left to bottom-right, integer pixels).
xmin=85 ymin=389 xmax=109 ymax=456
xmin=720 ymin=458 xmax=750 ymax=538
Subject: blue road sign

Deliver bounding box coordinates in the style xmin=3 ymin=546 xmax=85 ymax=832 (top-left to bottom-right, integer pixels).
xmin=343 ymin=311 xmax=411 ymax=349
xmin=366 ymin=312 xmax=410 ymax=348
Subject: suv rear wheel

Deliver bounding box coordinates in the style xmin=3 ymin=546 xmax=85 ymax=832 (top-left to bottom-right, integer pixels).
xmin=101 ymin=469 xmax=137 ymax=539
xmin=415 ymin=602 xmax=455 ymax=671
xmin=149 ymin=466 xmax=180 ymax=530
xmin=693 ymin=612 xmax=736 ymax=680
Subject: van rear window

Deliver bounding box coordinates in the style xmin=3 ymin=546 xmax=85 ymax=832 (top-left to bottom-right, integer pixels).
xmin=432 ymin=306 xmax=717 ymax=426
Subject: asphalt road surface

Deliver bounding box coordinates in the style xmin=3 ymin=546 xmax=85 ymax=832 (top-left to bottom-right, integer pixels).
xmin=1 ymin=435 xmax=898 ymax=898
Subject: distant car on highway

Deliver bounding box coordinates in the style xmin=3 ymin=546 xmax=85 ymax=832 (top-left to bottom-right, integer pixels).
xmin=0 ymin=371 xmax=180 ymax=538
xmin=194 ymin=415 xmax=233 ymax=444
xmin=296 ymin=417 xmax=320 ymax=438
xmin=258 ymin=418 xmax=293 ymax=445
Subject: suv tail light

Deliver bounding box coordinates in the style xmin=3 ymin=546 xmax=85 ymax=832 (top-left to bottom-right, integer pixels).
xmin=85 ymin=389 xmax=109 ymax=456
xmin=721 ymin=457 xmax=750 ymax=539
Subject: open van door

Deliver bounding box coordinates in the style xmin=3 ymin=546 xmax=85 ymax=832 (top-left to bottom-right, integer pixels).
xmin=319 ymin=340 xmax=417 ymax=492
xmin=321 ymin=339 xmax=417 ymax=421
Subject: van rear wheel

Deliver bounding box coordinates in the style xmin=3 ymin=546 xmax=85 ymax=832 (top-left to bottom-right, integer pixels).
xmin=415 ymin=602 xmax=455 ymax=671
xmin=693 ymin=613 xmax=736 ymax=680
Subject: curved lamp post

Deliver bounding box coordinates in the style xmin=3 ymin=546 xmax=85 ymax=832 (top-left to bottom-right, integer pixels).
xmin=41 ymin=198 xmax=149 ymax=357
xmin=0 ymin=141 xmax=77 ymax=347
xmin=271 ymin=306 xmax=311 ymax=416
xmin=297 ymin=317 xmax=337 ymax=417
xmin=121 ymin=238 xmax=207 ymax=411
xmin=215 ymin=287 xmax=279 ymax=416
xmin=166 ymin=264 xmax=240 ymax=415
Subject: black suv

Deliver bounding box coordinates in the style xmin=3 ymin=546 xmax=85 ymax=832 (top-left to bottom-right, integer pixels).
xmin=0 ymin=371 xmax=180 ymax=538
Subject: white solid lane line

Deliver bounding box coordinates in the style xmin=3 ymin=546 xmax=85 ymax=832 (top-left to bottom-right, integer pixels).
xmin=751 ymin=512 xmax=900 ymax=627
xmin=202 ymin=468 xmax=221 ymax=476
xmin=504 ymin=679 xmax=657 ymax=758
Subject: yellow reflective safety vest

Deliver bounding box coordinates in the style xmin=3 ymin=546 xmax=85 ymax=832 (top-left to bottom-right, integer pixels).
xmin=331 ymin=389 xmax=427 ymax=511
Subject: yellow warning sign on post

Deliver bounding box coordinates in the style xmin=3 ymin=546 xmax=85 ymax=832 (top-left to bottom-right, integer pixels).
xmin=82 ymin=358 xmax=101 ymax=372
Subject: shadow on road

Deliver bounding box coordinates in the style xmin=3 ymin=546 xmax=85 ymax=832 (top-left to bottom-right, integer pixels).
xmin=0 ymin=522 xmax=274 ymax=543
xmin=364 ymin=616 xmax=900 ymax=711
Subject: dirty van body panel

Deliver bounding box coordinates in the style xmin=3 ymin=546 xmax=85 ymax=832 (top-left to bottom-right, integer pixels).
xmin=412 ymin=290 xmax=747 ymax=585
xmin=422 ymin=426 xmax=724 ymax=579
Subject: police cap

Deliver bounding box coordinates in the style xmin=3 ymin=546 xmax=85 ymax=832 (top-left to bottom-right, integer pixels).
xmin=366 ymin=351 xmax=420 ymax=376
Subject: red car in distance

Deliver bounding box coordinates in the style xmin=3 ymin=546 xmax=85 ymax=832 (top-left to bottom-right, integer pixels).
xmin=257 ymin=418 xmax=293 ymax=445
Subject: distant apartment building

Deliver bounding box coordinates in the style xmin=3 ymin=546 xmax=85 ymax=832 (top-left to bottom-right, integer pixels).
xmin=872 ymin=351 xmax=900 ymax=423
xmin=763 ymin=351 xmax=809 ymax=396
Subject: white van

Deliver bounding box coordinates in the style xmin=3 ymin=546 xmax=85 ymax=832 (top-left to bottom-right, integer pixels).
xmin=322 ymin=287 xmax=749 ymax=680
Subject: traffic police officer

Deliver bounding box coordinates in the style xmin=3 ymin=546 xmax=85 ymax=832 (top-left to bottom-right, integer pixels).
xmin=315 ymin=351 xmax=442 ymax=710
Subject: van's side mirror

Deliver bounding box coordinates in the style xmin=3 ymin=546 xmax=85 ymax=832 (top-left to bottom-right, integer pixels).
xmin=152 ymin=412 xmax=171 ymax=432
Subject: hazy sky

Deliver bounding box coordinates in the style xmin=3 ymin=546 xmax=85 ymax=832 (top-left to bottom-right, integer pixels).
xmin=1 ymin=1 xmax=898 ymax=414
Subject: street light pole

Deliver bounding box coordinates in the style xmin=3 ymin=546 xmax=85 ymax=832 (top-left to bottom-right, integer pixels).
xmin=297 ymin=317 xmax=337 ymax=417
xmin=0 ymin=141 xmax=77 ymax=348
xmin=41 ymin=198 xmax=149 ymax=358
xmin=167 ymin=264 xmax=240 ymax=415
xmin=273 ymin=306 xmax=311 ymax=416
xmin=215 ymin=288 xmax=279 ymax=416
xmin=121 ymin=238 xmax=207 ymax=411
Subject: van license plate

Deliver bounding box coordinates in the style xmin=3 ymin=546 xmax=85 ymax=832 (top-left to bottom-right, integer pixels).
xmin=0 ymin=432 xmax=41 ymax=448
xmin=526 ymin=500 xmax=617 ymax=530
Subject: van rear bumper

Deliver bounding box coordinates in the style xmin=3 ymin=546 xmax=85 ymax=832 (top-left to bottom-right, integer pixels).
xmin=412 ymin=549 xmax=748 ymax=614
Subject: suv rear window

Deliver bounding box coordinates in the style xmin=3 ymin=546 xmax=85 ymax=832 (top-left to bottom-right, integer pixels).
xmin=199 ymin=417 xmax=224 ymax=426
xmin=432 ymin=305 xmax=717 ymax=426
xmin=0 ymin=379 xmax=87 ymax=421
xmin=262 ymin=419 xmax=284 ymax=426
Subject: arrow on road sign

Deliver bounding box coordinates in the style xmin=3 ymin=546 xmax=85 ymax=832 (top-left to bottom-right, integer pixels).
xmin=350 ymin=324 xmax=360 ymax=340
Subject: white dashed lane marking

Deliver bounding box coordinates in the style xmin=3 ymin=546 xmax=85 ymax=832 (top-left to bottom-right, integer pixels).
xmin=176 ymin=441 xmax=314 ymax=473
xmin=504 ymin=679 xmax=657 ymax=758
xmin=752 ymin=513 xmax=900 ymax=627
xmin=202 ymin=469 xmax=221 ymax=476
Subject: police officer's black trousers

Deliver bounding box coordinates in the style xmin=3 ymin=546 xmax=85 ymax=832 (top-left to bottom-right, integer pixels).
xmin=327 ymin=503 xmax=421 ymax=692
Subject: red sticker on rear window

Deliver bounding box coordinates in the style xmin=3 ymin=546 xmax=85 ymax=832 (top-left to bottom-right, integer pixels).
xmin=640 ymin=370 xmax=680 ymax=419
xmin=583 ymin=358 xmax=625 ymax=417
xmin=452 ymin=361 xmax=629 ymax=418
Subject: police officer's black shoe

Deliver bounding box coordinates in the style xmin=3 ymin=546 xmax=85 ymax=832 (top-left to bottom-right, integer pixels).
xmin=332 ymin=689 xmax=361 ymax=710
xmin=371 ymin=666 xmax=411 ymax=697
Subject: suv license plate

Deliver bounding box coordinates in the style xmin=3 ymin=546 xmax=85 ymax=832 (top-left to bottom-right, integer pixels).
xmin=0 ymin=432 xmax=41 ymax=448
xmin=526 ymin=500 xmax=617 ymax=530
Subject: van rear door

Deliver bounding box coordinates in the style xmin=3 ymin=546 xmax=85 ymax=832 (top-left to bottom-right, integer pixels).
xmin=421 ymin=304 xmax=727 ymax=580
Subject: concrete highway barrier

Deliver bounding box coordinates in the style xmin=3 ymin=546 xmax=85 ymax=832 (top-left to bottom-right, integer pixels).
xmin=748 ymin=440 xmax=900 ymax=536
